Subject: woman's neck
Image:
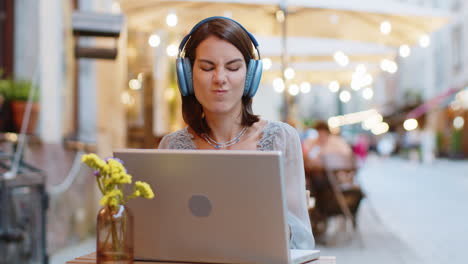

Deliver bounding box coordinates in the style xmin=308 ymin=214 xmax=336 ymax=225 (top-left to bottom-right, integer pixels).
xmin=203 ymin=110 xmax=244 ymax=143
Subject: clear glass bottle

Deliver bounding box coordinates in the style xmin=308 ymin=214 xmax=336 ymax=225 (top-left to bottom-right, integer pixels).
xmin=96 ymin=204 xmax=134 ymax=264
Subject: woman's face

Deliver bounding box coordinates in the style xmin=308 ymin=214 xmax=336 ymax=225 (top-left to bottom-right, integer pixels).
xmin=192 ymin=36 xmax=247 ymax=116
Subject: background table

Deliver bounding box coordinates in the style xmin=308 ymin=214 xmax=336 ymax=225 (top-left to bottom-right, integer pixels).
xmin=65 ymin=252 xmax=336 ymax=264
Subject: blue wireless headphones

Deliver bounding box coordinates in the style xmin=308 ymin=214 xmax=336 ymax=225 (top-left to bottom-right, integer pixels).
xmin=176 ymin=16 xmax=263 ymax=98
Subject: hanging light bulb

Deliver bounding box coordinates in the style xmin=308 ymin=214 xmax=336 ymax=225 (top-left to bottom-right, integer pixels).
xmin=453 ymin=116 xmax=464 ymax=129
xmin=328 ymin=81 xmax=340 ymax=93
xmin=166 ymin=12 xmax=178 ymax=27
xmin=284 ymin=67 xmax=295 ymax=80
xmin=272 ymin=78 xmax=285 ymax=93
xmin=148 ymin=34 xmax=161 ymax=47
xmin=262 ymin=58 xmax=272 ymax=70
xmin=362 ymin=87 xmax=374 ymax=100
xmin=276 ymin=10 xmax=285 ymax=23
xmin=380 ymin=21 xmax=392 ymax=35
xmin=403 ymin=118 xmax=418 ymax=131
xmin=129 ymin=79 xmax=141 ymax=90
xmin=300 ymin=82 xmax=311 ymax=94
xmin=419 ymin=35 xmax=430 ymax=48
xmin=399 ymin=45 xmax=411 ymax=58
xmin=166 ymin=44 xmax=178 ymax=57
xmin=339 ymin=90 xmax=351 ymax=103
xmin=288 ymin=84 xmax=300 ymax=96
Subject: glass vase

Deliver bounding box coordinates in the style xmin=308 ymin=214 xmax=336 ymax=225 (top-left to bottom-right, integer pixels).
xmin=96 ymin=204 xmax=134 ymax=264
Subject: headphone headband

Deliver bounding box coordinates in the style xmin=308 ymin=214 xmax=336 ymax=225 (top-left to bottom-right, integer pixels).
xmin=176 ymin=16 xmax=263 ymax=98
xmin=178 ymin=16 xmax=260 ymax=58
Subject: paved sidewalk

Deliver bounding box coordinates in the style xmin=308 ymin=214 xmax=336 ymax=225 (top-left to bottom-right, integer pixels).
xmin=50 ymin=237 xmax=94 ymax=264
xmin=318 ymin=156 xmax=468 ymax=264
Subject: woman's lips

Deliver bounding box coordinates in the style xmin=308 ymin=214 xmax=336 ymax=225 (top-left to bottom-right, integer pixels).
xmin=213 ymin=89 xmax=228 ymax=95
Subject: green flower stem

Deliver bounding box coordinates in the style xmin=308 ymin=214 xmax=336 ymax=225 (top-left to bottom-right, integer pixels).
xmin=103 ymin=223 xmax=112 ymax=249
xmin=110 ymin=209 xmax=119 ymax=255
xmin=96 ymin=177 xmax=104 ymax=195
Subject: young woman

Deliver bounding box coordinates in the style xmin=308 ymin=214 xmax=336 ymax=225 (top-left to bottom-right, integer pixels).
xmin=159 ymin=17 xmax=315 ymax=249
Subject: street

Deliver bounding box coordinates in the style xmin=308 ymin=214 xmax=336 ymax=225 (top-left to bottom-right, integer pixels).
xmin=318 ymin=156 xmax=468 ymax=264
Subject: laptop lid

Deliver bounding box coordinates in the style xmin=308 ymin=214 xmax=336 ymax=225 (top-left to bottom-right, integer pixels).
xmin=113 ymin=149 xmax=292 ymax=264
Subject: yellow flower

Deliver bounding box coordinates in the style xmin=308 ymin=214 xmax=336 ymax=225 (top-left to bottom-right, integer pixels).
xmin=108 ymin=159 xmax=125 ymax=174
xmin=82 ymin=153 xmax=155 ymax=206
xmin=100 ymin=189 xmax=123 ymax=207
xmin=81 ymin=153 xmax=109 ymax=174
xmin=119 ymin=173 xmax=132 ymax=184
xmin=134 ymin=181 xmax=154 ymax=199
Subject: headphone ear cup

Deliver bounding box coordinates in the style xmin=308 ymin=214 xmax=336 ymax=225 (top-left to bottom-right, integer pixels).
xmin=176 ymin=58 xmax=189 ymax=96
xmin=244 ymin=60 xmax=263 ymax=98
xmin=182 ymin=58 xmax=194 ymax=95
xmin=248 ymin=59 xmax=263 ymax=98
xmin=243 ymin=59 xmax=257 ymax=97
xmin=176 ymin=58 xmax=193 ymax=96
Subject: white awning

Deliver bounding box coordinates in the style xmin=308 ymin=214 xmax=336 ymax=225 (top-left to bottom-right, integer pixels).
xmin=119 ymin=0 xmax=452 ymax=46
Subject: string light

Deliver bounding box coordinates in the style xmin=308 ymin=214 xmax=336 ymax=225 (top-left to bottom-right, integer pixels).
xmin=453 ymin=116 xmax=464 ymax=129
xmin=262 ymin=58 xmax=272 ymax=70
xmin=339 ymin=90 xmax=351 ymax=103
xmin=419 ymin=35 xmax=430 ymax=48
xmin=284 ymin=67 xmax=295 ymax=80
xmin=362 ymin=87 xmax=374 ymax=100
xmin=166 ymin=44 xmax=178 ymax=57
xmin=333 ymin=51 xmax=349 ymax=66
xmin=380 ymin=21 xmax=392 ymax=35
xmin=276 ymin=10 xmax=285 ymax=23
xmin=273 ymin=78 xmax=285 ymax=93
xmin=380 ymin=59 xmax=398 ymax=74
xmin=403 ymin=118 xmax=418 ymax=131
xmin=300 ymin=82 xmax=311 ymax=94
xmin=288 ymin=84 xmax=300 ymax=96
xmin=371 ymin=122 xmax=389 ymax=135
xmin=148 ymin=34 xmax=161 ymax=47
xmin=399 ymin=45 xmax=411 ymax=58
xmin=328 ymin=81 xmax=340 ymax=93
xmin=166 ymin=12 xmax=178 ymax=27
xmin=129 ymin=79 xmax=141 ymax=90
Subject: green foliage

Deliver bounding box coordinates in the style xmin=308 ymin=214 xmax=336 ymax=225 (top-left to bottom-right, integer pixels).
xmin=451 ymin=129 xmax=463 ymax=153
xmin=11 ymin=80 xmax=39 ymax=101
xmin=0 ymin=70 xmax=39 ymax=102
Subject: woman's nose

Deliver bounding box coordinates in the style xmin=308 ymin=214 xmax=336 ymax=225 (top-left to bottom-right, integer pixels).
xmin=213 ymin=68 xmax=227 ymax=85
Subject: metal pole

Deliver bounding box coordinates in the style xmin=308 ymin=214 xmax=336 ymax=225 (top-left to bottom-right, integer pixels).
xmin=279 ymin=1 xmax=289 ymax=122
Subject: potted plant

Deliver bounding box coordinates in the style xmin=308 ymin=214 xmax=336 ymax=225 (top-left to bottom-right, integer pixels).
xmin=0 ymin=70 xmax=15 ymax=132
xmin=0 ymin=70 xmax=40 ymax=134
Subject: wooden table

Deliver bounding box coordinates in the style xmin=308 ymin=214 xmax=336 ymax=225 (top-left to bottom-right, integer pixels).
xmin=66 ymin=252 xmax=336 ymax=264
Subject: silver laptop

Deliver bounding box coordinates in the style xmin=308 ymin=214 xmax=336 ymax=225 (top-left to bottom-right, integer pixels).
xmin=114 ymin=149 xmax=320 ymax=264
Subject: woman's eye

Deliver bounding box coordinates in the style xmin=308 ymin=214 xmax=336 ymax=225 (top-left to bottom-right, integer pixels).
xmin=227 ymin=67 xmax=240 ymax=71
xmin=201 ymin=68 xmax=214 ymax=71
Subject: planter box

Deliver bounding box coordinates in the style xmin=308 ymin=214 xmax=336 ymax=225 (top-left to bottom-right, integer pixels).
xmin=11 ymin=101 xmax=39 ymax=134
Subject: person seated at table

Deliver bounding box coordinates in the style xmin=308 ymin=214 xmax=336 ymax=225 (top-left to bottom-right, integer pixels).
xmin=158 ymin=16 xmax=314 ymax=249
xmin=303 ymin=121 xmax=353 ymax=170
xmin=302 ymin=121 xmax=354 ymax=192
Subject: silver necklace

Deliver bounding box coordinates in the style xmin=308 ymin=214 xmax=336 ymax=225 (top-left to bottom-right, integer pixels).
xmin=202 ymin=127 xmax=248 ymax=149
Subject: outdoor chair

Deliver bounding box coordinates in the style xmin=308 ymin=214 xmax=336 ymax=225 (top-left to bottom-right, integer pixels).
xmin=307 ymin=153 xmax=364 ymax=242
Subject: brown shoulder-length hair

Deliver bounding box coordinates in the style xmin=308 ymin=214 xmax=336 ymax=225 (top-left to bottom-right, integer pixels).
xmin=181 ymin=18 xmax=260 ymax=135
